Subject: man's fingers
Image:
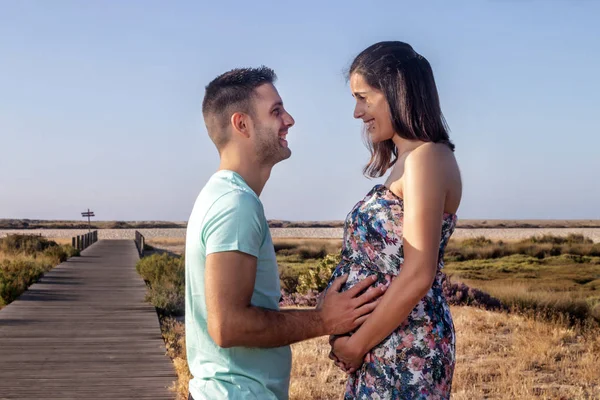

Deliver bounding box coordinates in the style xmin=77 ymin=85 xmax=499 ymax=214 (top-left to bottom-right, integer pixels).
xmin=354 ymin=284 xmax=387 ymax=307
xmin=345 ymin=275 xmax=377 ymax=298
xmin=329 ymin=335 xmax=337 ymax=347
xmin=328 ymin=274 xmax=348 ymax=293
xmin=352 ymin=314 xmax=369 ymax=328
xmin=354 ymin=298 xmax=379 ymax=318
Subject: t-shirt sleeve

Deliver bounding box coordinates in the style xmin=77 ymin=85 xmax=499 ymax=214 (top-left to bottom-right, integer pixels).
xmin=202 ymin=191 xmax=265 ymax=258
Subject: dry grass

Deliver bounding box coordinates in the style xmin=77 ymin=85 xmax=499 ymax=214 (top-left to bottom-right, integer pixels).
xmin=47 ymin=237 xmax=74 ymax=246
xmin=273 ymin=238 xmax=342 ymax=256
xmin=451 ymin=307 xmax=600 ymax=400
xmin=288 ymin=306 xmax=600 ymax=400
xmin=148 ymin=235 xmax=600 ymax=398
xmin=445 ymin=252 xmax=600 ymax=323
xmin=0 ymin=251 xmax=58 ymax=265
xmin=147 ymin=238 xmax=186 ymax=246
xmin=145 ymin=238 xmax=186 ymax=256
xmin=159 ymin=306 xmax=600 ymax=400
xmin=146 ymin=237 xmax=344 ymax=259
xmin=459 ymin=279 xmax=600 ymax=322
xmin=0 ymin=235 xmax=79 ymax=308
xmin=288 ymin=336 xmax=347 ymax=399
xmin=159 ymin=317 xmax=191 ymax=400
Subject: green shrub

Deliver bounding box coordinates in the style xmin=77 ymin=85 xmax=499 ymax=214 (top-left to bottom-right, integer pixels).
xmin=0 ymin=259 xmax=51 ymax=306
xmin=526 ymin=234 xmax=593 ymax=245
xmin=0 ymin=234 xmax=55 ymax=255
xmin=136 ymin=253 xmax=184 ymax=285
xmin=43 ymin=246 xmax=68 ymax=263
xmin=63 ymin=245 xmax=80 ymax=258
xmin=296 ymin=254 xmax=341 ymax=294
xmin=146 ymin=279 xmax=184 ymax=315
xmin=460 ymin=237 xmax=493 ymax=247
xmin=136 ymin=253 xmax=185 ymax=315
xmin=445 ymin=235 xmax=599 ymax=262
xmin=0 ymin=236 xmax=78 ymax=308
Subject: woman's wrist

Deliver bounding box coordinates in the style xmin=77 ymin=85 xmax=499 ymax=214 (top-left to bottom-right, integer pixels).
xmin=348 ymin=333 xmax=369 ymax=359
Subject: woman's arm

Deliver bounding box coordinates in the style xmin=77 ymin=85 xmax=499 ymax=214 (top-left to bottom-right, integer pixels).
xmin=331 ymin=144 xmax=449 ymax=370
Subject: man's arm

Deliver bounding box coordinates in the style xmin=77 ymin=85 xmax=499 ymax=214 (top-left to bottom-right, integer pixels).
xmin=205 ymin=250 xmax=385 ymax=348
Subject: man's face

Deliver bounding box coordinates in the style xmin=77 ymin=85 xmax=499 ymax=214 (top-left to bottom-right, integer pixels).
xmin=250 ymin=83 xmax=295 ymax=166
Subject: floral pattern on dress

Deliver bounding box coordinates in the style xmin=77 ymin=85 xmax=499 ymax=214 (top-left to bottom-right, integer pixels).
xmin=327 ymin=184 xmax=457 ymax=400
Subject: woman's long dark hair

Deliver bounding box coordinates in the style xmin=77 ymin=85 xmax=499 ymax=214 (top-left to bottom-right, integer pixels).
xmin=349 ymin=41 xmax=454 ymax=178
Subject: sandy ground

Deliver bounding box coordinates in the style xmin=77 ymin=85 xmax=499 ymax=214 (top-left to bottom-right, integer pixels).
xmin=2 ymin=227 xmax=600 ymax=242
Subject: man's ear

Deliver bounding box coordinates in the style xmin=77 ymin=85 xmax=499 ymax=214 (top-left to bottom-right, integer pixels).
xmin=231 ymin=112 xmax=252 ymax=139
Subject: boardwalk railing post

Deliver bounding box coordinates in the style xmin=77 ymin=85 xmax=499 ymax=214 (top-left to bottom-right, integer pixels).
xmin=134 ymin=230 xmax=145 ymax=257
xmin=72 ymin=231 xmax=99 ymax=251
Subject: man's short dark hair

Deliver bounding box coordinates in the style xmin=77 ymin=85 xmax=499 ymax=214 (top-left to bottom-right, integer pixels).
xmin=202 ymin=66 xmax=277 ymax=150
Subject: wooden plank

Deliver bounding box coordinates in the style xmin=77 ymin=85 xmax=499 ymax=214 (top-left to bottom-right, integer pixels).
xmin=0 ymin=240 xmax=177 ymax=399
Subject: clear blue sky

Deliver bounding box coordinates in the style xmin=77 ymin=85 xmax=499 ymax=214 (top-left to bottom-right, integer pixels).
xmin=1 ymin=1 xmax=599 ymax=221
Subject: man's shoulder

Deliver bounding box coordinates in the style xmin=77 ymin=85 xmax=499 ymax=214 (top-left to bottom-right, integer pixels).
xmin=205 ymin=188 xmax=263 ymax=217
xmin=201 ymin=171 xmax=262 ymax=210
xmin=192 ymin=187 xmax=265 ymax=234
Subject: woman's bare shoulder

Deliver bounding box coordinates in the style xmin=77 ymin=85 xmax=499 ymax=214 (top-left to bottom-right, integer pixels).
xmin=405 ymin=142 xmax=455 ymax=172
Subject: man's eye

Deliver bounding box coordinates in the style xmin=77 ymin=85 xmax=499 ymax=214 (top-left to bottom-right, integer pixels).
xmin=273 ymin=109 xmax=280 ymax=116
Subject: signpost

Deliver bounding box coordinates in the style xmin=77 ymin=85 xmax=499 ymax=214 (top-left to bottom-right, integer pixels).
xmin=81 ymin=209 xmax=95 ymax=233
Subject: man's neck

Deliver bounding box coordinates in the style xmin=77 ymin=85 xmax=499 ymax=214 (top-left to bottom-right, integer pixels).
xmin=218 ymin=158 xmax=272 ymax=197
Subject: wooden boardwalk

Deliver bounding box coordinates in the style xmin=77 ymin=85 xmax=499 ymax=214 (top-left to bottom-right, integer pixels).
xmin=0 ymin=240 xmax=177 ymax=399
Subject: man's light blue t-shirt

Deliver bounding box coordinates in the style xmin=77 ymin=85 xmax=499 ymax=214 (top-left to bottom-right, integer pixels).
xmin=185 ymin=170 xmax=291 ymax=400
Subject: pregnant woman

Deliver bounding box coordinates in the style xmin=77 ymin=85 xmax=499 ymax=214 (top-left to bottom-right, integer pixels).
xmin=327 ymin=41 xmax=463 ymax=400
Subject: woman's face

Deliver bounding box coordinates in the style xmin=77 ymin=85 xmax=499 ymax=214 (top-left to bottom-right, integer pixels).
xmin=350 ymin=73 xmax=395 ymax=143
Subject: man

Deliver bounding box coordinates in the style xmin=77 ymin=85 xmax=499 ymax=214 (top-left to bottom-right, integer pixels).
xmin=185 ymin=66 xmax=386 ymax=400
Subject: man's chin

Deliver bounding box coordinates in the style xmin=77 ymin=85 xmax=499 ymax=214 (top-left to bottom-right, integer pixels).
xmin=278 ymin=148 xmax=292 ymax=163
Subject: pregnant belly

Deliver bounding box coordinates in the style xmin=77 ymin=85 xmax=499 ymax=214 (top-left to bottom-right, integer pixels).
xmin=333 ymin=259 xmax=395 ymax=292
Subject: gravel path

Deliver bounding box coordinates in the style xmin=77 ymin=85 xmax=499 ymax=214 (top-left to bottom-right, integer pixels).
xmin=2 ymin=228 xmax=600 ymax=242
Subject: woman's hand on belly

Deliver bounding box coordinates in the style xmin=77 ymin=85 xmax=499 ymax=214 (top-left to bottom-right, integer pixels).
xmin=329 ymin=335 xmax=366 ymax=374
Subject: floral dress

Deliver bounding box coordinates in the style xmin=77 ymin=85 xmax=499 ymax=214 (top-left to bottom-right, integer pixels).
xmin=327 ymin=184 xmax=457 ymax=400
